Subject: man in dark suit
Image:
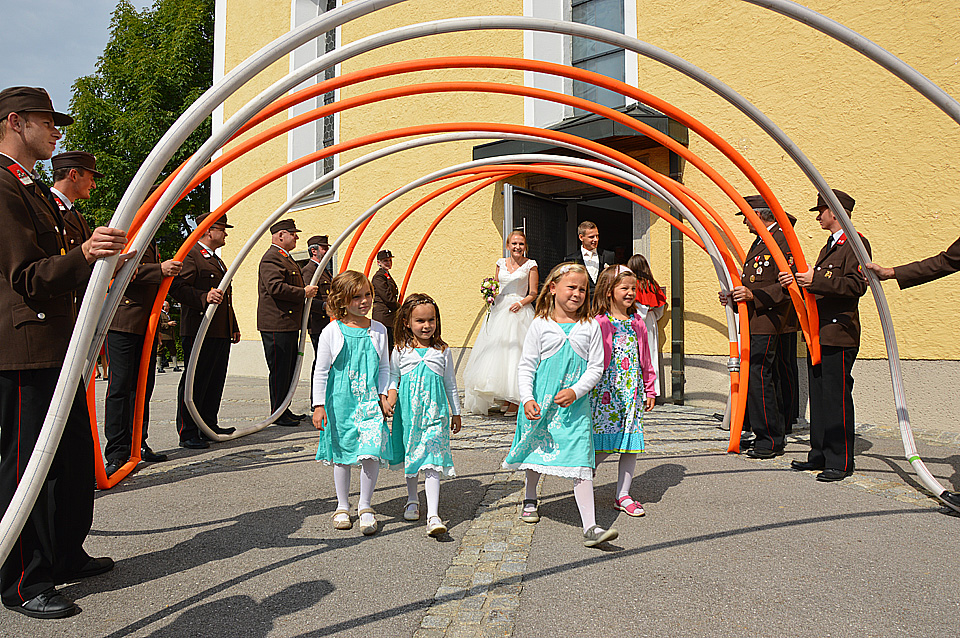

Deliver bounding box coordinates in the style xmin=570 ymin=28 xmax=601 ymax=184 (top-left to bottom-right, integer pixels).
xmin=0 ymin=86 xmax=124 ymax=619
xmin=102 ymin=239 xmax=182 ymax=474
xmin=720 ymin=195 xmax=797 ymax=459
xmin=563 ymin=220 xmax=614 ymax=292
xmin=257 ymin=219 xmax=318 ymax=427
xmin=169 ymin=212 xmax=241 ymax=449
xmin=48 ymin=151 xmax=95 ymax=253
xmin=371 ymin=249 xmax=398 ymax=349
xmin=779 ymin=189 xmax=870 ymax=482
xmin=866 ymin=235 xmax=960 ymax=508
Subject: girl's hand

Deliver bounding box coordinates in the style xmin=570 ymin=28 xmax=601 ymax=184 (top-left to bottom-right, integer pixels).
xmin=523 ymin=400 xmax=541 ymax=420
xmin=553 ymin=389 xmax=576 ymax=408
xmin=450 ymin=415 xmax=462 ymax=434
xmin=379 ymin=394 xmax=394 ymax=418
xmin=312 ymin=406 xmax=327 ymax=431
xmin=644 ymin=397 xmax=656 ymax=412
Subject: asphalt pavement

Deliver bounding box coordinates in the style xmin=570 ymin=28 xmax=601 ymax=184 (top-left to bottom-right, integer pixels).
xmin=4 ymin=370 xmax=959 ymax=637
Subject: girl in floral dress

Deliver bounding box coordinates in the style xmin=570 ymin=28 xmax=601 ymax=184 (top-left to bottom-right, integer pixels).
xmin=384 ymin=294 xmax=462 ymax=537
xmin=312 ymin=271 xmax=392 ymax=536
xmin=503 ymin=263 xmax=617 ymax=547
xmin=591 ymin=266 xmax=657 ymax=517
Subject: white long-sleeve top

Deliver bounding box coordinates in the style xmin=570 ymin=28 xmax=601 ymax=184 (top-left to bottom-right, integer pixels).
xmin=388 ymin=346 xmax=461 ymax=416
xmin=517 ymin=317 xmax=604 ymax=405
xmin=312 ymin=320 xmax=391 ymax=406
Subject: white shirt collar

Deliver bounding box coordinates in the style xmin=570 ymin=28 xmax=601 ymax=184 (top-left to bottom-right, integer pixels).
xmin=581 ymin=245 xmax=597 ymax=259
xmin=50 ymin=186 xmax=73 ymax=209
xmin=198 ymin=240 xmax=215 ymax=253
xmin=831 ymin=228 xmax=844 ymax=243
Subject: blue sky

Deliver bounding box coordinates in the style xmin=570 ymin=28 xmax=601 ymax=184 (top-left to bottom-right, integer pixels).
xmin=0 ymin=0 xmax=154 ymax=121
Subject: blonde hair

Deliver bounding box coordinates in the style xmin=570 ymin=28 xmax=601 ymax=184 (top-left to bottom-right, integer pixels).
xmin=534 ymin=262 xmax=591 ymax=322
xmin=577 ymin=220 xmax=597 ymax=235
xmin=393 ymin=293 xmax=448 ymax=351
xmin=592 ymin=265 xmax=638 ymax=316
xmin=505 ymin=229 xmax=527 ymax=245
xmin=326 ymin=270 xmax=372 ymax=320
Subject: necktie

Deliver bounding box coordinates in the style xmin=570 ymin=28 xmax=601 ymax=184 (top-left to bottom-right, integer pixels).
xmin=826 ymin=236 xmax=835 ymax=251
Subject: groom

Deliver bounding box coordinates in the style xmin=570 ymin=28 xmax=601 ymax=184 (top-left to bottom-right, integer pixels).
xmin=564 ymin=220 xmax=614 ymax=293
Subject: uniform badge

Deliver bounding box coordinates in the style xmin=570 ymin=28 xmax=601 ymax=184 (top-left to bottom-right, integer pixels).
xmin=4 ymin=163 xmax=33 ymax=186
xmin=825 ymin=271 xmax=833 ymax=279
xmin=756 ymin=267 xmax=763 ymax=275
xmin=787 ymin=255 xmax=795 ymax=267
xmin=750 ymin=275 xmax=756 ymax=283
xmin=200 ymin=248 xmax=211 ymax=258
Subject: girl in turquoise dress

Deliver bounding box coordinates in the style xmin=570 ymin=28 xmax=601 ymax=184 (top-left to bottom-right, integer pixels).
xmin=312 ymin=271 xmax=392 ymax=536
xmin=503 ymin=263 xmax=618 ymax=548
xmin=590 ymin=266 xmax=657 ymax=518
xmin=384 ymin=294 xmax=462 ymax=537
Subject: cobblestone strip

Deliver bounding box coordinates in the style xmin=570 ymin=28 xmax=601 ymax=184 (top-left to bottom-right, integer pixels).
xmin=414 ymin=466 xmax=531 ymax=638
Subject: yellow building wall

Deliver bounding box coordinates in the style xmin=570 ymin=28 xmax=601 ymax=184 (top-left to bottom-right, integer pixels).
xmin=220 ymin=0 xmax=524 ymax=348
xmin=219 ymin=0 xmax=960 ymax=363
xmin=635 ymin=0 xmax=960 ymax=360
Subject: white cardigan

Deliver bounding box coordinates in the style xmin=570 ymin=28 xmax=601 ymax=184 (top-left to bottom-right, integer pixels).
xmin=388 ymin=346 xmax=461 ymax=416
xmin=312 ymin=320 xmax=391 ymax=406
xmin=517 ymin=317 xmax=604 ymax=405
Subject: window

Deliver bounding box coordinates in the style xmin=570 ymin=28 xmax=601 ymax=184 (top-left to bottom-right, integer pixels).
xmin=289 ymin=0 xmax=339 ymax=204
xmin=571 ymin=0 xmax=625 ymax=111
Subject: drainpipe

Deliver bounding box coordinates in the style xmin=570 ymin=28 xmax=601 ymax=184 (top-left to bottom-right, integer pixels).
xmin=669 ymin=150 xmax=685 ymax=404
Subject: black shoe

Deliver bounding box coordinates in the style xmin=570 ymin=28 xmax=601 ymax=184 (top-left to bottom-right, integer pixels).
xmin=942 ymin=491 xmax=960 ymax=508
xmin=745 ymin=447 xmax=783 ymax=459
xmin=210 ymin=426 xmax=236 ymax=435
xmin=140 ymin=445 xmax=168 ymax=462
xmin=179 ymin=437 xmax=210 ymax=449
xmin=4 ymin=588 xmax=79 ymax=619
xmin=156 ymin=368 xmax=165 ymax=374
xmin=275 ymin=417 xmax=302 ymax=427
xmin=173 ymin=367 xmax=182 ymax=372
xmin=816 ymin=468 xmax=853 ymax=482
xmin=284 ymin=411 xmax=307 ymax=421
xmin=791 ymin=460 xmax=824 ymax=472
xmin=72 ymin=556 xmax=114 ymax=579
xmin=104 ymin=460 xmax=123 ymax=477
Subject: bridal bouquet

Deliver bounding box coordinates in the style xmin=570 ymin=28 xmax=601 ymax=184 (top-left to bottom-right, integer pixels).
xmin=480 ymin=277 xmax=499 ymax=305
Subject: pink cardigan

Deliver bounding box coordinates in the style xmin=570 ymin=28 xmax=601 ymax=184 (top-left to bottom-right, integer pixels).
xmin=595 ymin=313 xmax=657 ymax=399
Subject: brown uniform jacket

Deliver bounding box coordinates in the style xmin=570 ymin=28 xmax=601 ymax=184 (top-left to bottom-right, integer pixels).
xmin=300 ymin=258 xmax=332 ymax=335
xmin=807 ymin=232 xmax=871 ymax=348
xmin=740 ymin=223 xmax=797 ymax=335
xmin=257 ymin=244 xmax=305 ymax=332
xmin=169 ymin=242 xmax=238 ymax=339
xmin=372 ymin=267 xmax=399 ymax=327
xmin=894 ymin=236 xmax=960 ymax=290
xmin=0 ymin=159 xmax=92 ymax=370
xmin=47 ymin=189 xmax=92 ymax=252
xmin=110 ymin=243 xmax=163 ymax=335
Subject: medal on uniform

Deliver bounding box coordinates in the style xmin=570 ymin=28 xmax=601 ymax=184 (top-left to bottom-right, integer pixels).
xmin=750 ymin=275 xmax=756 ymax=282
xmin=825 ymin=271 xmax=833 ymax=279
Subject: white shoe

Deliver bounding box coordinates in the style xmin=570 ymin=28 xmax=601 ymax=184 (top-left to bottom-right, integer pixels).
xmin=403 ymin=502 xmax=420 ymax=521
xmin=426 ymin=516 xmax=447 ymax=537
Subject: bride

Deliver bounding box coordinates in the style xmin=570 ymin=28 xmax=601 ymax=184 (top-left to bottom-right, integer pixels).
xmin=464 ymin=230 xmax=538 ymax=417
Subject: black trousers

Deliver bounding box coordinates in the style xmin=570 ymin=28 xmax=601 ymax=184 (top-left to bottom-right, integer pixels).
xmin=0 ymin=369 xmax=94 ymax=605
xmin=807 ymin=345 xmax=858 ymax=472
xmin=104 ymin=330 xmax=157 ymax=462
xmin=261 ymin=331 xmax=299 ymax=416
xmin=776 ymin=331 xmax=800 ymax=431
xmin=310 ymin=331 xmax=321 ymax=407
xmin=176 ymin=335 xmax=230 ymax=442
xmin=745 ymin=333 xmax=785 ymax=452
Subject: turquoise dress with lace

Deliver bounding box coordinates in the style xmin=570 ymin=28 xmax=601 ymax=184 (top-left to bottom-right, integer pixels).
xmin=316 ymin=323 xmax=390 ymax=465
xmin=503 ymin=322 xmax=595 ymax=479
xmin=590 ymin=316 xmax=645 ymax=453
xmin=388 ymin=348 xmax=456 ymax=477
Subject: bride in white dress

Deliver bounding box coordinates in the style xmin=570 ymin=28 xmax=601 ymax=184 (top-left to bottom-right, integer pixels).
xmin=464 ymin=231 xmax=538 ymax=416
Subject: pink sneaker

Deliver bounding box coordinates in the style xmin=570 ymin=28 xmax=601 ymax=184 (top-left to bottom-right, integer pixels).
xmin=615 ymin=495 xmax=645 ymax=517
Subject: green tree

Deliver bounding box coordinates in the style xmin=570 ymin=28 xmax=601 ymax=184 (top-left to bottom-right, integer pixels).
xmin=64 ymin=0 xmax=214 ymax=253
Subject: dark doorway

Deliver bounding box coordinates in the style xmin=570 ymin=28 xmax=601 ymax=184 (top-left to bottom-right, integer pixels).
xmin=514 ymin=190 xmax=568 ymax=286
xmin=576 ymin=202 xmax=632 ymax=265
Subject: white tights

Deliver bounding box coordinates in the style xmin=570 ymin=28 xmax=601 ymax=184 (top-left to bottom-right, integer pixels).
xmin=524 ymin=469 xmax=597 ymax=533
xmin=595 ymin=452 xmax=638 ymax=500
xmin=406 ymin=469 xmax=441 ymax=519
xmin=334 ymin=459 xmax=380 ymax=522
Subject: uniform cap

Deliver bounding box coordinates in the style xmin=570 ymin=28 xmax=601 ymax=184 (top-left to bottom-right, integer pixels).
xmin=51 ymin=151 xmax=103 ymax=177
xmin=736 ymin=194 xmax=797 ymax=224
xmin=809 ymin=189 xmax=855 ymax=213
xmin=0 ymin=86 xmax=73 ymax=127
xmin=307 ymin=235 xmax=329 ymax=247
xmin=197 ymin=211 xmax=233 ymax=228
xmin=377 ymin=249 xmax=393 ymax=261
xmin=270 ymin=219 xmax=301 ymax=234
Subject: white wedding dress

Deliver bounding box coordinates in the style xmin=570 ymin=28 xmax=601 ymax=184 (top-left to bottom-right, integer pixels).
xmin=463 ymin=258 xmax=537 ymax=414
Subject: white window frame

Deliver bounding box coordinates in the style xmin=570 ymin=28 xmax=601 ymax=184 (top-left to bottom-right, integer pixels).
xmin=288 ymin=0 xmax=340 ymax=209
